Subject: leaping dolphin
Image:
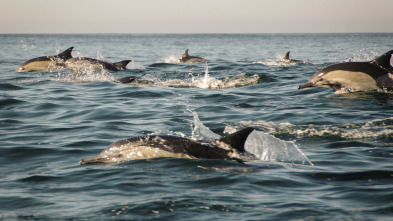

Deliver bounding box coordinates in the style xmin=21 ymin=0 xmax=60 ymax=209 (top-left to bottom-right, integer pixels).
xmin=298 ymin=50 xmax=393 ymax=93
xmin=65 ymin=57 xmax=131 ymax=72
xmin=79 ymin=127 xmax=254 ymax=165
xmin=16 ymin=47 xmax=74 ymax=72
xmin=179 ymin=49 xmax=208 ymax=63
xmin=282 ymin=51 xmax=309 ymax=64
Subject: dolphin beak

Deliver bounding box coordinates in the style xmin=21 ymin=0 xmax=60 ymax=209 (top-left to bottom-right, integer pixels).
xmin=79 ymin=156 xmax=107 ymax=165
xmin=298 ymin=81 xmax=314 ymax=89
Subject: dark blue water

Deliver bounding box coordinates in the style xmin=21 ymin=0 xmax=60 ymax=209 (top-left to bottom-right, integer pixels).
xmin=1 ymin=33 xmax=393 ymax=220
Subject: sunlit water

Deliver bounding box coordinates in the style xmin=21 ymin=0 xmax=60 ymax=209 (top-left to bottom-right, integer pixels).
xmin=1 ymin=33 xmax=393 ymax=220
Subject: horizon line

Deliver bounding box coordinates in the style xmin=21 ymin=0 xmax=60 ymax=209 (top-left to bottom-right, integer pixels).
xmin=1 ymin=31 xmax=393 ymax=35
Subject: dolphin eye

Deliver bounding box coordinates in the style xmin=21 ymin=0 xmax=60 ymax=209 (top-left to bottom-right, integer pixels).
xmin=311 ymin=78 xmax=324 ymax=85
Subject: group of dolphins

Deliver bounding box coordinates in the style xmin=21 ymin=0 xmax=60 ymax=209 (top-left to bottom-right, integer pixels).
xmin=16 ymin=47 xmax=211 ymax=84
xmin=16 ymin=47 xmax=393 ymax=165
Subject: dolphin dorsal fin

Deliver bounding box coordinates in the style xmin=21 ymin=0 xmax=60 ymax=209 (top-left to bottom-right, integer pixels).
xmin=182 ymin=49 xmax=189 ymax=58
xmin=57 ymin=47 xmax=74 ymax=60
xmin=371 ymin=50 xmax=393 ymax=69
xmin=113 ymin=60 xmax=131 ymax=70
xmin=284 ymin=51 xmax=290 ymax=60
xmin=219 ymin=127 xmax=254 ymax=152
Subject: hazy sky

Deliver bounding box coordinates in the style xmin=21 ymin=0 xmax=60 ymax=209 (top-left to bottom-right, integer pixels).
xmin=1 ymin=0 xmax=392 ymax=33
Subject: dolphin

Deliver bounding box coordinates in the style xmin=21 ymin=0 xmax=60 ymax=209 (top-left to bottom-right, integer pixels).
xmin=282 ymin=51 xmax=309 ymax=64
xmin=179 ymin=49 xmax=208 ymax=63
xmin=65 ymin=57 xmax=131 ymax=72
xmin=298 ymin=50 xmax=393 ymax=93
xmin=16 ymin=47 xmax=74 ymax=72
xmin=79 ymin=127 xmax=254 ymax=165
xmin=114 ymin=76 xmax=136 ymax=84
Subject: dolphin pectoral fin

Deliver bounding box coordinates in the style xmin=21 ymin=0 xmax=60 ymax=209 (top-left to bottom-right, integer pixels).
xmin=113 ymin=60 xmax=132 ymax=70
xmin=298 ymin=81 xmax=314 ymax=89
xmin=114 ymin=76 xmax=136 ymax=84
xmin=219 ymin=127 xmax=254 ymax=153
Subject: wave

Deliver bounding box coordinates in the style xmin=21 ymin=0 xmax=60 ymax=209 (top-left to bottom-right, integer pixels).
xmin=226 ymin=117 xmax=393 ymax=140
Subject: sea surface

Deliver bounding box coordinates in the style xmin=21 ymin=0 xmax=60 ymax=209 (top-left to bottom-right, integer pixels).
xmin=1 ymin=33 xmax=393 ymax=220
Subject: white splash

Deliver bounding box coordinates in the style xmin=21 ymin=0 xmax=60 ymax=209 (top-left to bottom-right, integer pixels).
xmin=162 ymin=54 xmax=182 ymax=63
xmin=54 ymin=69 xmax=116 ymax=83
xmin=95 ymin=51 xmax=107 ymax=62
xmin=345 ymin=50 xmax=379 ymax=62
xmin=126 ymin=61 xmax=145 ymax=70
xmin=190 ymin=110 xmax=221 ymax=141
xmin=191 ymin=110 xmax=311 ymax=165
xmin=134 ymin=72 xmax=259 ymax=89
xmin=202 ymin=65 xmax=210 ymax=89
xmin=245 ymin=131 xmax=313 ymax=165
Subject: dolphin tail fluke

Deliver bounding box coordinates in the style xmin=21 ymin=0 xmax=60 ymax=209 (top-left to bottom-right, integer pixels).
xmin=219 ymin=127 xmax=254 ymax=153
xmin=113 ymin=60 xmax=131 ymax=70
xmin=58 ymin=47 xmax=74 ymax=61
xmin=371 ymin=50 xmax=393 ymax=69
xmin=284 ymin=51 xmax=290 ymax=60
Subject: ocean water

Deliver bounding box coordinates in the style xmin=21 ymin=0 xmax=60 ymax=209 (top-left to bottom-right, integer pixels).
xmin=1 ymin=33 xmax=393 ymax=220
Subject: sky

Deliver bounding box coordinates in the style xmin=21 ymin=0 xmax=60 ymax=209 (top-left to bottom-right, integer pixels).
xmin=1 ymin=0 xmax=392 ymax=34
